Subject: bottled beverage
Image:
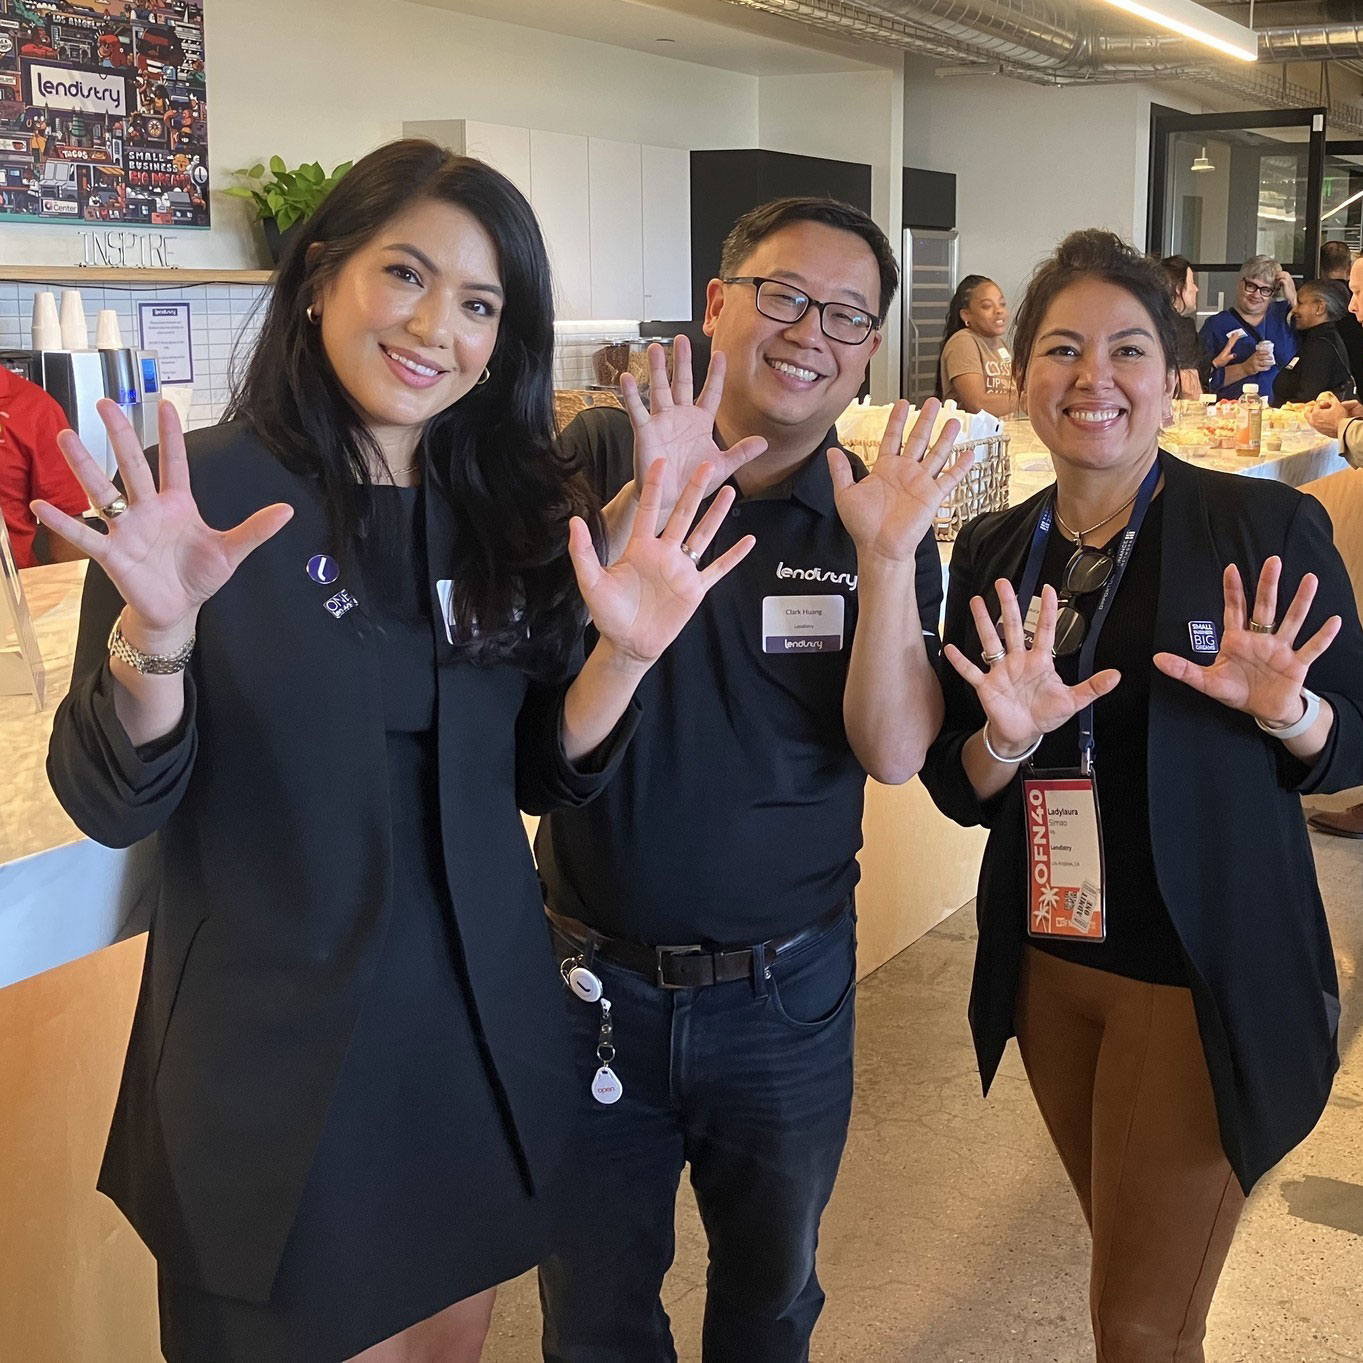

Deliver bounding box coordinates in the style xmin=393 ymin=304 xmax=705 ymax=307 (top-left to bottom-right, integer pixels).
xmin=1236 ymin=383 xmax=1262 ymax=456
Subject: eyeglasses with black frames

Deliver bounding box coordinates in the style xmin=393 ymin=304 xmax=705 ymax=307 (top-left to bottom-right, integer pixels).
xmin=721 ymin=276 xmax=880 ymax=345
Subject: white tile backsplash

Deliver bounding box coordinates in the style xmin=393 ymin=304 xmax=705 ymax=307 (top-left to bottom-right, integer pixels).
xmin=0 ymin=279 xmax=639 ymax=428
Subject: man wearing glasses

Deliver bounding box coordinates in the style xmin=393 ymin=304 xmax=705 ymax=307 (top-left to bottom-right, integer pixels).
xmin=1200 ymin=253 xmax=1299 ymax=399
xmin=537 ymin=198 xmax=956 ymax=1361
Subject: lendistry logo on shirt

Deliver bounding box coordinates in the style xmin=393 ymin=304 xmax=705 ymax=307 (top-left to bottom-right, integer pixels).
xmin=775 ymin=561 xmax=858 ymax=592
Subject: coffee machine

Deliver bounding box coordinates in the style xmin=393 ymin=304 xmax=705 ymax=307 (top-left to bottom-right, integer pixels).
xmin=0 ymin=347 xmax=162 ymax=474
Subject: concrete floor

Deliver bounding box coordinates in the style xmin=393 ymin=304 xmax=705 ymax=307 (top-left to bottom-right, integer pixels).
xmin=485 ymin=803 xmax=1363 ymax=1362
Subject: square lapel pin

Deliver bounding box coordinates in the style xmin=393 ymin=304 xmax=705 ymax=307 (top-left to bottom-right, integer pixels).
xmin=1188 ymin=620 xmax=1219 ymax=654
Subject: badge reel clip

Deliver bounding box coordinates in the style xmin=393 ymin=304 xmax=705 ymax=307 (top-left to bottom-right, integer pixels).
xmin=559 ymin=953 xmax=623 ymax=1105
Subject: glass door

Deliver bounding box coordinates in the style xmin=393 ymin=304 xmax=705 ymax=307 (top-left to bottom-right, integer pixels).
xmin=1148 ymin=105 xmax=1325 ymax=322
xmin=1322 ymin=139 xmax=1363 ymax=258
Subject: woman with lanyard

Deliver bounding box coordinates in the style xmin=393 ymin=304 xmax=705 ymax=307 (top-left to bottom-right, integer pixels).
xmin=921 ymin=229 xmax=1363 ymax=1361
xmin=33 ymin=141 xmax=753 ymax=1363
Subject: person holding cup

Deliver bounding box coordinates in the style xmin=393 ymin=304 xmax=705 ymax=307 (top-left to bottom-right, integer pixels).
xmin=1200 ymin=253 xmax=1297 ymax=398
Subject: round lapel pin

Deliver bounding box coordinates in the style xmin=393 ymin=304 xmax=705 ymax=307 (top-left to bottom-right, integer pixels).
xmin=307 ymin=554 xmax=339 ymax=585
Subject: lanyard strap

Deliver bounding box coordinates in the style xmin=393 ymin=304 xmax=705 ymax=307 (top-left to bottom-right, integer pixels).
xmin=1015 ymin=455 xmax=1163 ymax=771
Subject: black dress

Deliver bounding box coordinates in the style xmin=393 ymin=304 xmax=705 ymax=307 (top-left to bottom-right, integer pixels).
xmin=158 ymin=487 xmax=554 ymax=1361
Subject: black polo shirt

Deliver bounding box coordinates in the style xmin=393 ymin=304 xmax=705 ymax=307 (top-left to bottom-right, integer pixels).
xmin=535 ymin=405 xmax=944 ymax=945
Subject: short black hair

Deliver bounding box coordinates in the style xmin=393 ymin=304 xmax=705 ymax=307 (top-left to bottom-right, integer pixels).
xmin=1320 ymin=240 xmax=1352 ymax=276
xmin=1012 ymin=229 xmax=1179 ymax=393
xmin=719 ymin=196 xmax=899 ymax=322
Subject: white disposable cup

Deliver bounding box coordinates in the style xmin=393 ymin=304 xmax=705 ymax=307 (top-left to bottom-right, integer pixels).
xmin=95 ymin=309 xmax=123 ymax=349
xmin=31 ymin=291 xmax=60 ymax=349
xmin=59 ymin=289 xmax=89 ymax=350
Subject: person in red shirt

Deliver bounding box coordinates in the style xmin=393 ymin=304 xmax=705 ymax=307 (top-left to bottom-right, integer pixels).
xmin=0 ymin=368 xmax=88 ymax=567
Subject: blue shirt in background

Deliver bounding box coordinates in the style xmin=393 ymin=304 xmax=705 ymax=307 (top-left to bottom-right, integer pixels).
xmin=1199 ymin=301 xmax=1297 ymax=399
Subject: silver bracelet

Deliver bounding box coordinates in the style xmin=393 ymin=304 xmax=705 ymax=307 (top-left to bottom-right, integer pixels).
xmin=107 ymin=614 xmax=196 ymax=676
xmin=1254 ymin=687 xmax=1321 ymax=742
xmin=982 ymin=722 xmax=1042 ymax=764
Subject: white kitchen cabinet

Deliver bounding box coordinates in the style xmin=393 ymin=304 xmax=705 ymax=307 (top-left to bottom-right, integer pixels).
xmin=588 ymin=138 xmax=644 ymax=320
xmin=400 ymin=119 xmax=532 ymax=201
xmin=530 ymin=129 xmax=593 ymax=319
xmin=642 ymin=144 xmax=692 ymax=321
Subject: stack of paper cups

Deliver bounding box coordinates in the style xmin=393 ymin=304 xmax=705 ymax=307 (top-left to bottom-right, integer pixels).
xmin=59 ymin=288 xmax=89 ymax=350
xmin=31 ymin=291 xmax=61 ymax=350
xmin=95 ymin=309 xmax=123 ymax=349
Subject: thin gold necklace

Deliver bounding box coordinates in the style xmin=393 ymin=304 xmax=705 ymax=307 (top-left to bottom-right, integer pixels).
xmin=1054 ymin=487 xmax=1141 ymax=546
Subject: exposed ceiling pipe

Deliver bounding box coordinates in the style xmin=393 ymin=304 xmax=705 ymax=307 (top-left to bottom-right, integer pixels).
xmin=715 ymin=0 xmax=1363 ymax=131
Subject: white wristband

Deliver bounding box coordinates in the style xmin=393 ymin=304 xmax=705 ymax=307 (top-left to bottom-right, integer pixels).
xmin=1254 ymin=687 xmax=1321 ymax=742
xmin=982 ymin=722 xmax=1042 ymax=764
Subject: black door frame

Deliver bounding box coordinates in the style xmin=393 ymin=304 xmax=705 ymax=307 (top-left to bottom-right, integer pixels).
xmin=1148 ymin=104 xmax=1326 ymax=274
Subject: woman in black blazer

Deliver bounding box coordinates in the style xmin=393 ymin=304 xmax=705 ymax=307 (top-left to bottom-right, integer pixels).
xmin=1274 ymin=277 xmax=1356 ymax=406
xmin=34 ymin=142 xmax=753 ymax=1363
xmin=922 ymin=230 xmax=1363 ymax=1361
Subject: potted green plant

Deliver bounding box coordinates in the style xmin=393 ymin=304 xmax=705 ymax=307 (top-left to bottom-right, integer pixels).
xmin=226 ymin=156 xmax=353 ymax=264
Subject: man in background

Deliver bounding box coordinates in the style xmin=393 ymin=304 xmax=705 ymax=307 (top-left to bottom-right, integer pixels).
xmin=1320 ymin=240 xmax=1363 ymax=399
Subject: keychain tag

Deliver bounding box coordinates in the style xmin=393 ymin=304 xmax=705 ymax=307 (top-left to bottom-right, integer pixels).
xmin=560 ymin=955 xmax=604 ymax=1004
xmin=567 ymin=965 xmax=602 ymax=1003
xmin=1023 ymin=773 xmax=1106 ymax=941
xmin=592 ymin=1065 xmax=623 ymax=1104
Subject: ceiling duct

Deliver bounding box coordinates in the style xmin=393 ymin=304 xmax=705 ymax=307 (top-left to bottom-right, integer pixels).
xmin=719 ymin=0 xmax=1363 ymax=132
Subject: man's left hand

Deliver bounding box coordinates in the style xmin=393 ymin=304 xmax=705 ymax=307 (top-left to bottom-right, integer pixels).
xmin=829 ymin=399 xmax=974 ymax=566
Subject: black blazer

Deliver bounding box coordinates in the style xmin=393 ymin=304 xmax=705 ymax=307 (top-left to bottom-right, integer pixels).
xmin=921 ymin=451 xmax=1363 ymax=1191
xmin=47 ymin=423 xmax=638 ymax=1301
xmin=1273 ymin=321 xmax=1355 ymax=406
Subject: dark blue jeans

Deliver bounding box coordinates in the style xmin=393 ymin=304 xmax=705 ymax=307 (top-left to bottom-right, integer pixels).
xmin=540 ymin=906 xmax=857 ymax=1363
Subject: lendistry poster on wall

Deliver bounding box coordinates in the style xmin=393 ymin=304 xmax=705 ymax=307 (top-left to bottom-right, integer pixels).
xmin=0 ymin=0 xmax=208 ymax=227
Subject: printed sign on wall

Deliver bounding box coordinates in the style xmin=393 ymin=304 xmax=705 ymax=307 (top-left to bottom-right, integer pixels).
xmin=0 ymin=0 xmax=208 ymax=227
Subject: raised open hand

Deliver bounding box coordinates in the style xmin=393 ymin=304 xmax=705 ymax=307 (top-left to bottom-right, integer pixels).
xmin=621 ymin=335 xmax=767 ymax=530
xmin=30 ymin=398 xmax=293 ymax=639
xmin=944 ymin=580 xmax=1121 ymax=756
xmin=568 ymin=458 xmax=754 ymax=668
xmin=828 ymin=399 xmax=974 ymax=565
xmin=1154 ymin=557 xmax=1339 ymax=727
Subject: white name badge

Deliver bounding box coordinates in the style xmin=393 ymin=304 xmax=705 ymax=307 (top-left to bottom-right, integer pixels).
xmin=1023 ymin=775 xmax=1106 ymax=941
xmin=762 ymin=594 xmax=845 ymax=654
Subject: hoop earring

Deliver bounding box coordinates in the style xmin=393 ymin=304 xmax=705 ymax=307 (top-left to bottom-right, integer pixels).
xmin=476 ymin=366 xmax=491 ymax=386
xmin=306 ymin=305 xmax=319 ymax=325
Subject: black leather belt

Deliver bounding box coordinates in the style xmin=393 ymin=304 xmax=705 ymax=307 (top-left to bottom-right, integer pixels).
xmin=547 ymin=902 xmax=849 ymax=990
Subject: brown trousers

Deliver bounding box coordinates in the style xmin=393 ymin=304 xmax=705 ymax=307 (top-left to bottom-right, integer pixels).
xmin=1014 ymin=947 xmax=1247 ymax=1363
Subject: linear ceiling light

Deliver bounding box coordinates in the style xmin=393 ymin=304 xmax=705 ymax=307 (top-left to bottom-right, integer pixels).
xmin=1323 ymin=189 xmax=1363 ymax=221
xmin=1095 ymin=0 xmax=1258 ymax=63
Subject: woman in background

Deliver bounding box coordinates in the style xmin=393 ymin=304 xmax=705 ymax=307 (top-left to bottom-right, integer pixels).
xmin=1274 ymin=278 xmax=1355 ymax=406
xmin=937 ymin=273 xmax=1016 ymax=416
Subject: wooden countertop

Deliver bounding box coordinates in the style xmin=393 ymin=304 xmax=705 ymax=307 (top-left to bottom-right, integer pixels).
xmin=0 ymin=268 xmax=274 ymax=285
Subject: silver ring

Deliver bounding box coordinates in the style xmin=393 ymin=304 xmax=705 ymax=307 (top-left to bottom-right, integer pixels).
xmin=982 ymin=648 xmax=1008 ymax=665
xmin=682 ymin=544 xmax=702 ymax=565
xmin=1249 ymin=619 xmax=1275 ymax=634
xmin=98 ymin=496 xmax=128 ymax=520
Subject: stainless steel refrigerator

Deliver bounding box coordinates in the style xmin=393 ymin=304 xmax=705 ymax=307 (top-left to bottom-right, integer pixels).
xmin=901 ymin=227 xmax=958 ymax=402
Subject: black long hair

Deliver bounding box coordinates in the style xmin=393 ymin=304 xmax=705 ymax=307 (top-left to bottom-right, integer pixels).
xmin=935 ymin=273 xmax=995 ymax=398
xmin=227 ymin=139 xmax=593 ymax=678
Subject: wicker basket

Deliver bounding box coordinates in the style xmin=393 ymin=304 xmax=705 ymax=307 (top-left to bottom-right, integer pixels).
xmin=933 ymin=433 xmax=1011 ymax=541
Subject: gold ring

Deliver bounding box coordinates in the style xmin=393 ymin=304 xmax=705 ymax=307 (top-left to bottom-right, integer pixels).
xmin=98 ymin=496 xmax=128 ymax=520
xmin=1249 ymin=619 xmax=1275 ymax=634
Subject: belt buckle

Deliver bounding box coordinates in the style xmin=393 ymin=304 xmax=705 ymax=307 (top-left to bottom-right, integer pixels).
xmin=656 ymin=944 xmax=705 ymax=990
